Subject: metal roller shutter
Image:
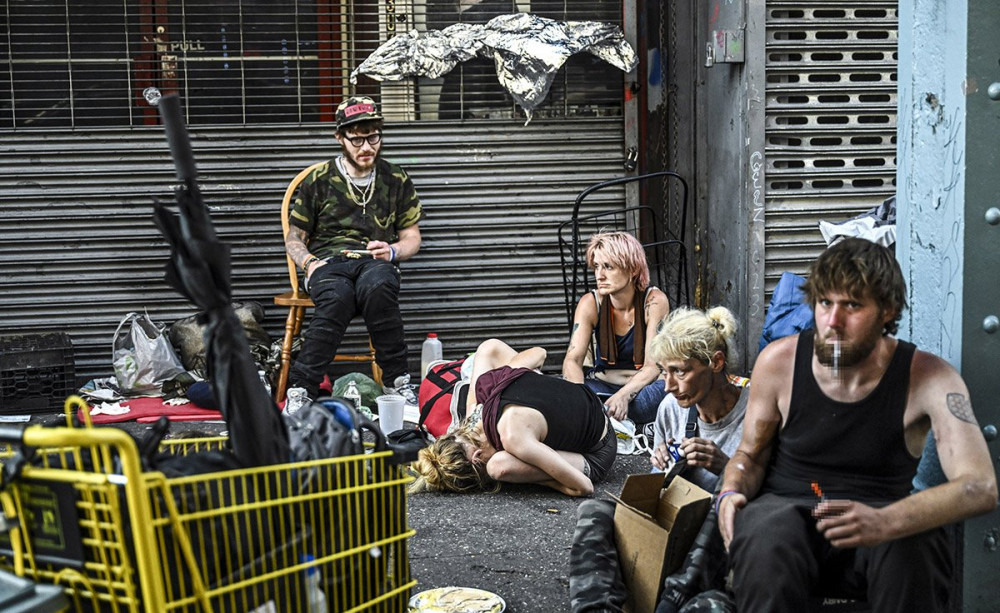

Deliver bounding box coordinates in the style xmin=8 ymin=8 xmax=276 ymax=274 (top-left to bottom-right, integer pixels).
xmin=0 ymin=120 xmax=625 ymax=383
xmin=763 ymin=1 xmax=898 ymax=294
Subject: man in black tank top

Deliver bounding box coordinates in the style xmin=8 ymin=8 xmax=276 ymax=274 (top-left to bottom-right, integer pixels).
xmin=715 ymin=239 xmax=997 ymax=613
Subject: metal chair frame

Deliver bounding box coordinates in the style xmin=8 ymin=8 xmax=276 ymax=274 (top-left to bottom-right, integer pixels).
xmin=557 ymin=171 xmax=690 ymax=332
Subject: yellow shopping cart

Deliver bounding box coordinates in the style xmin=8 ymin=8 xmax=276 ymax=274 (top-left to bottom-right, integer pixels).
xmin=0 ymin=397 xmax=416 ymax=612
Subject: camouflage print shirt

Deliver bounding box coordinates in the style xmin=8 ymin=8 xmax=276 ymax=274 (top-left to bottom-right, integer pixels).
xmin=289 ymin=157 xmax=424 ymax=259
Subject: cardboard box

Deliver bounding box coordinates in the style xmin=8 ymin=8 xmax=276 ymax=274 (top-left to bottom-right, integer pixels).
xmin=612 ymin=473 xmax=712 ymax=613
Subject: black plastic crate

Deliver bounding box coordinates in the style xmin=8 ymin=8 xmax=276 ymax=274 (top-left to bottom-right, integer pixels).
xmin=0 ymin=333 xmax=75 ymax=414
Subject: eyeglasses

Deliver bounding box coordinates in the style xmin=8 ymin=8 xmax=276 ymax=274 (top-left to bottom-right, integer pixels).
xmin=344 ymin=132 xmax=382 ymax=147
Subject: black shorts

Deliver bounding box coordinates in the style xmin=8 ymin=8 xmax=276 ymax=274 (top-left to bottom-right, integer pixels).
xmin=582 ymin=417 xmax=617 ymax=483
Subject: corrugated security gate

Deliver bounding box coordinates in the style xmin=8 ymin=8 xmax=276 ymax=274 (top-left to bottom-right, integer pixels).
xmin=762 ymin=1 xmax=898 ymax=293
xmin=0 ymin=0 xmax=629 ymax=385
xmin=0 ymin=121 xmax=624 ymax=383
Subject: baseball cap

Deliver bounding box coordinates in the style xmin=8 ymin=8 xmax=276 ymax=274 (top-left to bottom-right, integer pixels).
xmin=336 ymin=96 xmax=382 ymax=130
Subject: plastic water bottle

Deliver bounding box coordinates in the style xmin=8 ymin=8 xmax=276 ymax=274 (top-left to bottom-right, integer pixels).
xmin=421 ymin=333 xmax=443 ymax=380
xmin=344 ymin=380 xmax=362 ymax=411
xmin=304 ymin=555 xmax=328 ymax=613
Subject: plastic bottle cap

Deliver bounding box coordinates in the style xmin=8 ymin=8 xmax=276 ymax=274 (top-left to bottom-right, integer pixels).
xmin=427 ymin=333 xmax=437 ymax=338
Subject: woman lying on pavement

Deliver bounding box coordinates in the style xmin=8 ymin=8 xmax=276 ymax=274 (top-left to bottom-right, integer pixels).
xmin=410 ymin=338 xmax=616 ymax=497
xmin=562 ymin=231 xmax=670 ymax=425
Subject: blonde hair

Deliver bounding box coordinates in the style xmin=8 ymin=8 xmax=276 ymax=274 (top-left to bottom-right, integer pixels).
xmin=585 ymin=232 xmax=650 ymax=291
xmin=649 ymin=306 xmax=737 ymax=366
xmin=408 ymin=419 xmax=498 ymax=494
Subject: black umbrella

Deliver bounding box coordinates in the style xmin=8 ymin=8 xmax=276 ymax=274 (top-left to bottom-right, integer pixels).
xmin=151 ymin=93 xmax=289 ymax=467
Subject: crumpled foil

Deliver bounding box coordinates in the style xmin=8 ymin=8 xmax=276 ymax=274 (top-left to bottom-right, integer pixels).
xmin=351 ymin=13 xmax=638 ymax=124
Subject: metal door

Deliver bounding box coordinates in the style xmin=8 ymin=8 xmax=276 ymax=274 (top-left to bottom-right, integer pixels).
xmin=761 ymin=2 xmax=898 ymax=305
xmin=960 ymin=1 xmax=1000 ymax=608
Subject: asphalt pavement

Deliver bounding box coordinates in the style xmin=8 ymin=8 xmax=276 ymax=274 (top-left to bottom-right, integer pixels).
xmin=407 ymin=452 xmax=650 ymax=612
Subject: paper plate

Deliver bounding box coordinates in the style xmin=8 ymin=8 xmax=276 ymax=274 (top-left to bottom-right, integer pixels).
xmin=408 ymin=586 xmax=506 ymax=613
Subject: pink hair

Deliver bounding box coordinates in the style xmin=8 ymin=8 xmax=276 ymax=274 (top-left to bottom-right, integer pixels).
xmin=585 ymin=232 xmax=650 ymax=291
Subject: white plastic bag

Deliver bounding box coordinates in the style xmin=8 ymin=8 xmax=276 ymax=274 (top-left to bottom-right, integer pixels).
xmin=610 ymin=416 xmax=650 ymax=455
xmin=112 ymin=312 xmax=186 ymax=394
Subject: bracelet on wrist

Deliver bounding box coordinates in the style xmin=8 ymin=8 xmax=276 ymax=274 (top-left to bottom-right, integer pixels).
xmin=715 ymin=489 xmax=739 ymax=515
xmin=389 ymin=246 xmax=397 ymax=262
xmin=302 ymin=255 xmax=319 ymax=271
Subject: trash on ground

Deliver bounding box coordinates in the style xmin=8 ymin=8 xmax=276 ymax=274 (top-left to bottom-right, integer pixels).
xmin=90 ymin=402 xmax=130 ymax=416
xmin=408 ymin=586 xmax=505 ymax=612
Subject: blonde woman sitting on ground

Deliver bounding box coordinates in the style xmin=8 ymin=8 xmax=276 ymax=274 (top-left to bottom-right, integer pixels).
xmin=411 ymin=339 xmax=617 ymax=497
xmin=649 ymin=306 xmax=748 ymax=492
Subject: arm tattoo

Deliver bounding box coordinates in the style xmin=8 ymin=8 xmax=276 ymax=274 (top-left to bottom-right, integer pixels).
xmin=285 ymin=226 xmax=312 ymax=266
xmin=571 ymin=323 xmax=579 ymax=334
xmin=946 ymin=393 xmax=978 ymax=425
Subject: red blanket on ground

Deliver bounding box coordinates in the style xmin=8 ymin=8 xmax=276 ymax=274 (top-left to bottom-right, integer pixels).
xmin=79 ymin=396 xmax=223 ymax=424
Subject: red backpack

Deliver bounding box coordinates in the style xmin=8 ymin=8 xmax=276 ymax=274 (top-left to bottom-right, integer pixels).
xmin=417 ymin=360 xmax=469 ymax=437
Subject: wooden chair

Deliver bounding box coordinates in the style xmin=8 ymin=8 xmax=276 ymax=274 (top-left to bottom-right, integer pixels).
xmin=273 ymin=162 xmax=382 ymax=402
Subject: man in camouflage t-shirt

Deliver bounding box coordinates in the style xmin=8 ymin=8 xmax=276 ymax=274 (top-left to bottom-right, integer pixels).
xmin=284 ymin=96 xmax=424 ymax=403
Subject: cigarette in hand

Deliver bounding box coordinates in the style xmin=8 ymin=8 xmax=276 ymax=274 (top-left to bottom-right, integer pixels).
xmin=810 ymin=481 xmax=826 ymax=502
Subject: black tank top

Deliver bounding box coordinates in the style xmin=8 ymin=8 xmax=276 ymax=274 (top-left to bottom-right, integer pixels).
xmin=762 ymin=330 xmax=919 ymax=503
xmin=498 ymin=372 xmax=605 ymax=452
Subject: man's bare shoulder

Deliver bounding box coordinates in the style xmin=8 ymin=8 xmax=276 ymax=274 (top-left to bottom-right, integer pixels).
xmin=754 ymin=334 xmax=800 ymax=372
xmin=908 ymin=348 xmax=968 ymax=413
xmin=909 ymin=348 xmax=963 ymax=390
xmin=747 ymin=334 xmax=800 ymax=408
xmin=909 ymin=347 xmax=957 ymax=373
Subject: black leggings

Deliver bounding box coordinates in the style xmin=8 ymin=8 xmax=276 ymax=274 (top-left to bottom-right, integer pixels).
xmin=291 ymin=257 xmax=406 ymax=396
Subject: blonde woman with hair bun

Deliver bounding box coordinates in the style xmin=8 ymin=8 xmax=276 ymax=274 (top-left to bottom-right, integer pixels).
xmin=410 ymin=339 xmax=617 ymax=497
xmin=567 ymin=306 xmax=748 ymax=610
xmin=647 ymin=306 xmax=749 ymax=492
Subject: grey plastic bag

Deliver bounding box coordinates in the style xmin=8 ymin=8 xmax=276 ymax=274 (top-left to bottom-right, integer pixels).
xmin=112 ymin=311 xmax=186 ymax=394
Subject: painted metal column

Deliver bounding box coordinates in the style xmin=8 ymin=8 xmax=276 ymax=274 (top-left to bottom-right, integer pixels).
xmin=959 ymin=1 xmax=1000 ymax=608
xmin=898 ymin=0 xmax=1000 ymax=609
xmin=896 ymin=0 xmax=966 ymax=364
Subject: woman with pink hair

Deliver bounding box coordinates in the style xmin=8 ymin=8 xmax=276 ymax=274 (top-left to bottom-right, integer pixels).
xmin=562 ymin=231 xmax=670 ymax=425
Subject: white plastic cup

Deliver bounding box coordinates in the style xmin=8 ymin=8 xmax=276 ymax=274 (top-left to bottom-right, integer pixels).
xmin=375 ymin=394 xmax=405 ymax=433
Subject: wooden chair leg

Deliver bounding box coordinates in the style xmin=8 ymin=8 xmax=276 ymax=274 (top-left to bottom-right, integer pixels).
xmin=276 ymin=305 xmax=302 ymax=402
xmin=291 ymin=307 xmax=306 ymax=338
xmin=368 ymin=338 xmax=383 ymax=386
